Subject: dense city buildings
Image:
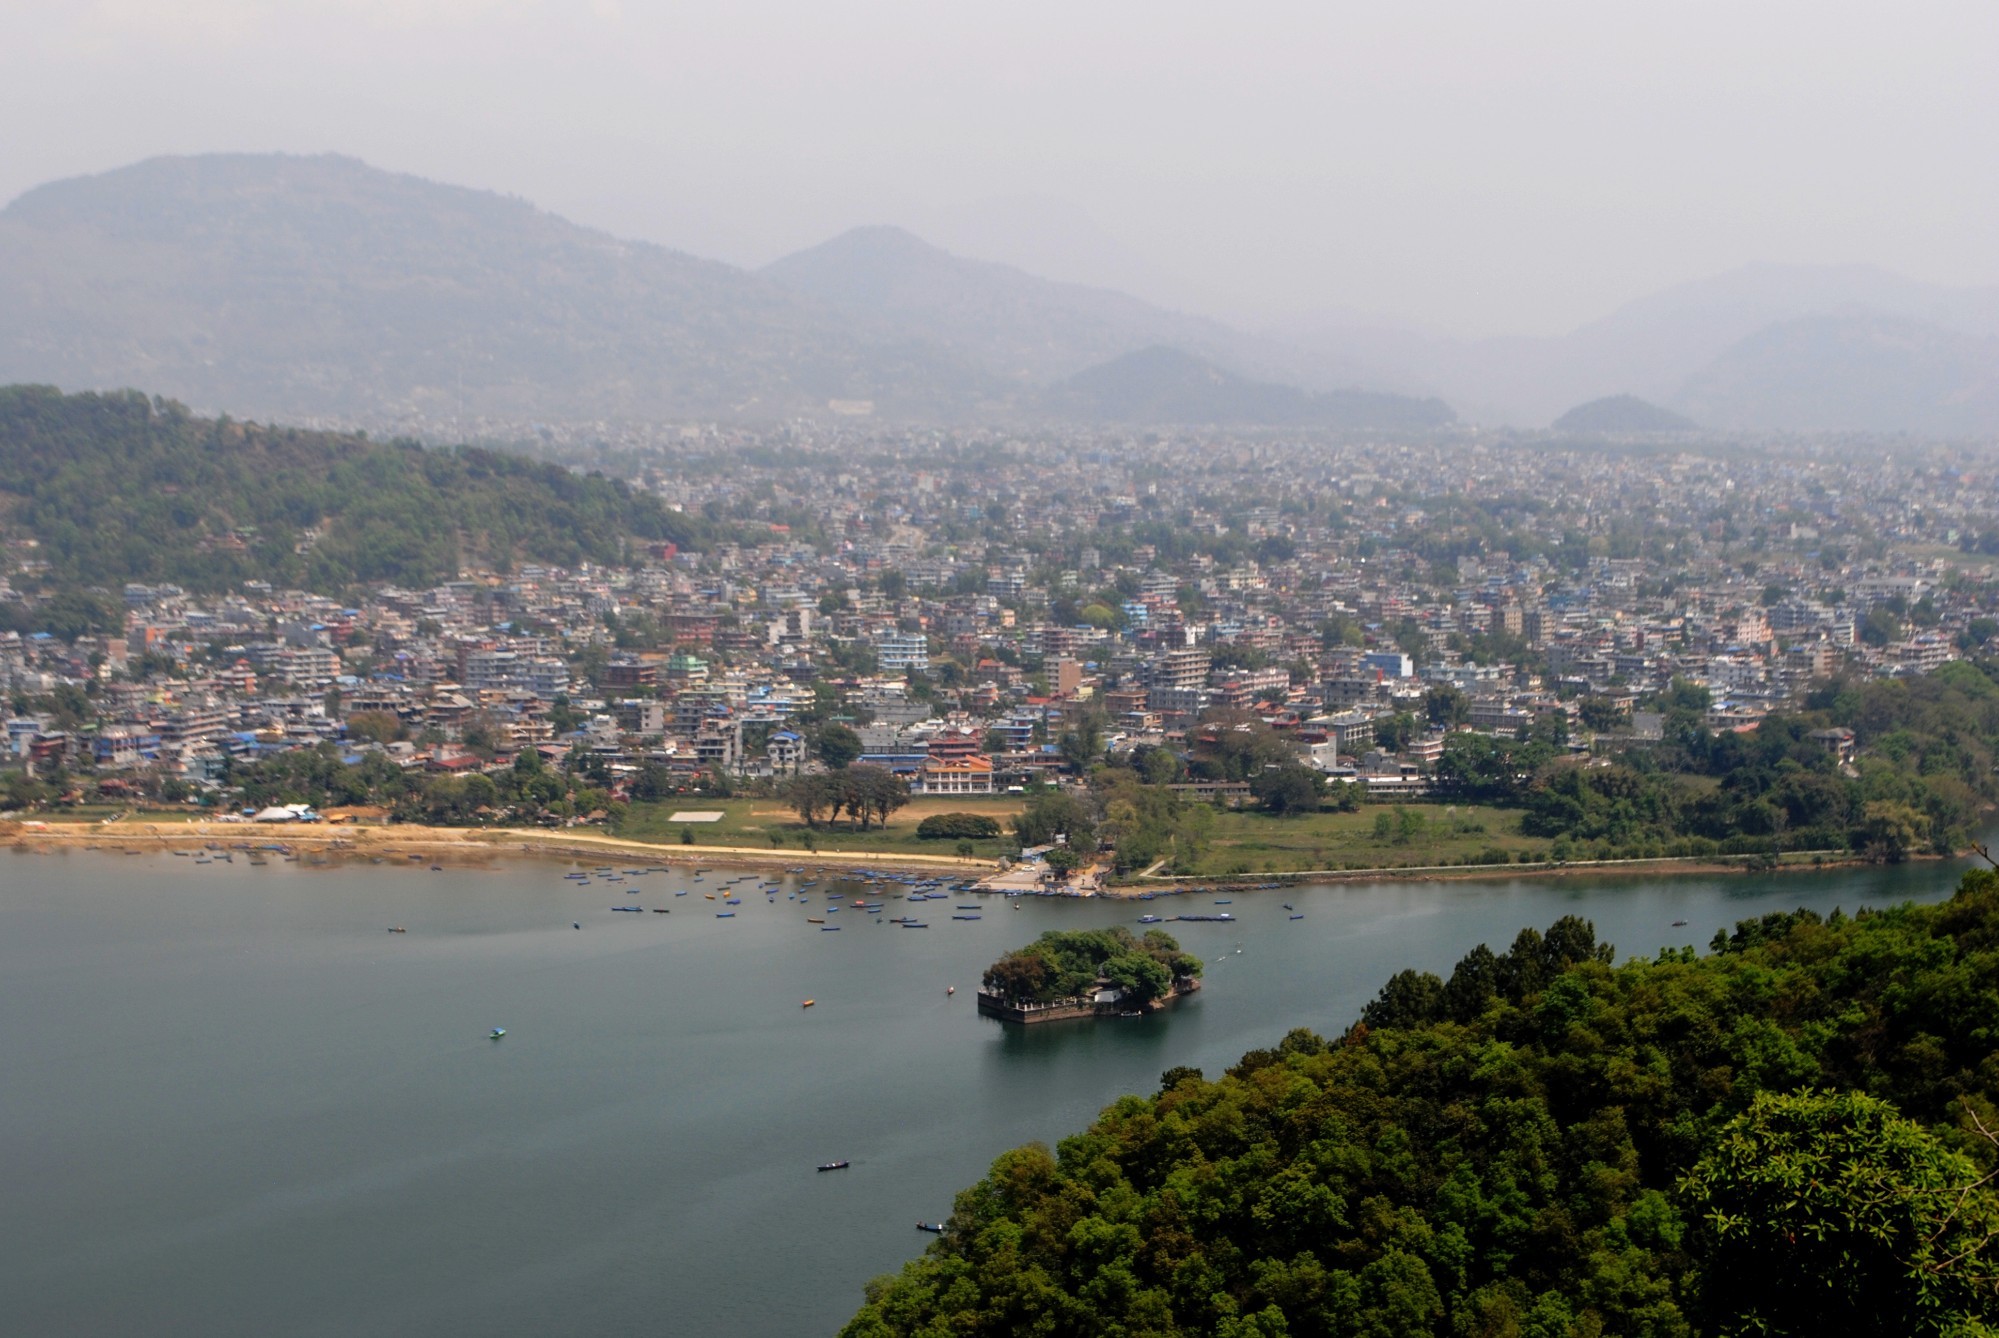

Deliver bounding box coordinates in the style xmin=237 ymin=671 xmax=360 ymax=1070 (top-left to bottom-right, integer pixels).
xmin=6 ymin=423 xmax=1998 ymax=825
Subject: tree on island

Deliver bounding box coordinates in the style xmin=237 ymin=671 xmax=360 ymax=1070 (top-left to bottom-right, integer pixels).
xmin=981 ymin=927 xmax=1201 ymax=1010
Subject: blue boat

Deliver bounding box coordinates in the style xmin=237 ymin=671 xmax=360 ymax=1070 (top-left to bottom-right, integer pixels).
xmin=716 ymin=912 xmax=735 ymax=918
xmin=1289 ymin=914 xmax=1305 ymax=920
xmin=952 ymin=915 xmax=981 ymax=921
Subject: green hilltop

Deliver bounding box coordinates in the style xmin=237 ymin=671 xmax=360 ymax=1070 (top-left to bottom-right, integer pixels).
xmin=0 ymin=384 xmax=696 ymax=596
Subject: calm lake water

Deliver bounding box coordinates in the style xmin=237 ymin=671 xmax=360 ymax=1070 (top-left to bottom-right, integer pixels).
xmin=0 ymin=843 xmax=1975 ymax=1336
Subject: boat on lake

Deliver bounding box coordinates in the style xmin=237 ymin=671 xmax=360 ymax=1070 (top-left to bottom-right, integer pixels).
xmin=916 ymin=1221 xmax=943 ymax=1233
xmin=818 ymin=1160 xmax=849 ymax=1171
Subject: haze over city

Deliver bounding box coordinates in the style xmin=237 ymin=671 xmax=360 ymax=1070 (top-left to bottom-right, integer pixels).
xmin=11 ymin=7 xmax=1999 ymax=1335
xmin=8 ymin=1 xmax=1997 ymax=336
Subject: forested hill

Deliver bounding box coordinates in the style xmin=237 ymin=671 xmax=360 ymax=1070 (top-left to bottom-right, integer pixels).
xmin=845 ymin=871 xmax=1999 ymax=1336
xmin=0 ymin=385 xmax=694 ymax=592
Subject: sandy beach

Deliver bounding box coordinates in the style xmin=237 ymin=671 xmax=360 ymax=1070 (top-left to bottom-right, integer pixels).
xmin=0 ymin=817 xmax=998 ymax=876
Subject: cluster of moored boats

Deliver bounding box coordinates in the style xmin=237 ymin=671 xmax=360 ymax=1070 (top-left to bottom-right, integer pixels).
xmin=563 ymin=864 xmax=1025 ymax=928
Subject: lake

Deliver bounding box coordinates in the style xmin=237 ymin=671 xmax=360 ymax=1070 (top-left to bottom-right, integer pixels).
xmin=0 ymin=844 xmax=1973 ymax=1336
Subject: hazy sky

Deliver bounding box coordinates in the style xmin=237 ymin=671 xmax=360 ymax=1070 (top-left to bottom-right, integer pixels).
xmin=6 ymin=1 xmax=1996 ymax=336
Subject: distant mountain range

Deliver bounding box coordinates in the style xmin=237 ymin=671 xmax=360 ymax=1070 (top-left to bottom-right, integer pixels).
xmin=1042 ymin=346 xmax=1454 ymax=429
xmin=1278 ymin=264 xmax=1999 ymax=432
xmin=2 ymin=153 xmax=1996 ymax=434
xmin=0 ymin=154 xmax=987 ymax=423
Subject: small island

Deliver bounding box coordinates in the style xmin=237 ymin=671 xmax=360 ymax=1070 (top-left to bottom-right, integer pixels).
xmin=977 ymin=928 xmax=1203 ymax=1024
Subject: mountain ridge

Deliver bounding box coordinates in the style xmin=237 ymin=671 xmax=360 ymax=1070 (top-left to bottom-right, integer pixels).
xmin=6 ymin=152 xmax=1998 ymax=434
xmin=762 ymin=224 xmax=1260 ymax=386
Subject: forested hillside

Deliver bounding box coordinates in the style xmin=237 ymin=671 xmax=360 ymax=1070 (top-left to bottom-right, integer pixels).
xmin=0 ymin=385 xmax=695 ymax=593
xmin=846 ymin=871 xmax=1999 ymax=1336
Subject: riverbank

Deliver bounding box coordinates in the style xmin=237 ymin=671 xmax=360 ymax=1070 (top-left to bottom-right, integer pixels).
xmin=2 ymin=814 xmax=1932 ymax=891
xmin=1094 ymin=848 xmax=1923 ymax=895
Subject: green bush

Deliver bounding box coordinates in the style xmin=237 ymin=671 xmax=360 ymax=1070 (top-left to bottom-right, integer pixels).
xmin=915 ymin=812 xmax=1002 ymax=840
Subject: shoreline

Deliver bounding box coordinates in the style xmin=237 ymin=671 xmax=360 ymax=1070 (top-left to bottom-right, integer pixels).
xmin=0 ymin=817 xmax=996 ymax=876
xmin=2 ymin=816 xmax=1939 ymax=890
xmin=1092 ymin=848 xmax=1913 ymax=895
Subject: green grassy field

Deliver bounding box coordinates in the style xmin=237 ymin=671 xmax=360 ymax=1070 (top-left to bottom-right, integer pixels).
xmin=614 ymin=794 xmax=1026 ymax=859
xmin=1181 ymin=803 xmax=1546 ymax=877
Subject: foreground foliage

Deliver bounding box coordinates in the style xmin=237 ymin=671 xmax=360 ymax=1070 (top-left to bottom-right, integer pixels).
xmin=847 ymin=872 xmax=1999 ymax=1336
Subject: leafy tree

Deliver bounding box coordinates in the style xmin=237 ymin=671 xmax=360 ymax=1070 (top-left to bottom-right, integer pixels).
xmin=1372 ymin=711 xmax=1421 ymax=753
xmin=344 ymin=710 xmax=405 ymax=744
xmin=1012 ymin=789 xmax=1097 ymax=852
xmin=915 ymin=812 xmax=1002 ymax=840
xmin=1249 ymin=763 xmax=1325 ymax=815
xmin=816 ymin=723 xmax=863 ymax=770
xmin=1578 ymin=696 xmax=1630 ymax=733
xmin=1425 ymin=683 xmax=1469 ymax=727
xmin=1682 ymin=1089 xmax=1999 ymax=1336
